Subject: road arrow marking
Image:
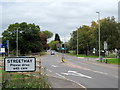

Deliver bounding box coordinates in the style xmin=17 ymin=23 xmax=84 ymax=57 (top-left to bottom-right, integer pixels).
xmin=61 ymin=71 xmax=92 ymax=79
xmin=68 ymin=71 xmax=92 ymax=79
xmin=61 ymin=73 xmax=69 ymax=75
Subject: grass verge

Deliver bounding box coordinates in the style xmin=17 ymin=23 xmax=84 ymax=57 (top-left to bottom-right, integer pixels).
xmin=2 ymin=73 xmax=51 ymax=89
xmin=96 ymin=58 xmax=120 ymax=64
xmin=68 ymin=53 xmax=99 ymax=58
xmin=40 ymin=52 xmax=46 ymax=56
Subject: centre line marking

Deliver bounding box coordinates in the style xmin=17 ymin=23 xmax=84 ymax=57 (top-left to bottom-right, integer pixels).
xmin=93 ymin=71 xmax=108 ymax=75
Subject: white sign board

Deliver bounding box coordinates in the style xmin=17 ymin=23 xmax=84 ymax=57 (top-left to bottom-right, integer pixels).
xmin=104 ymin=41 xmax=108 ymax=50
xmin=93 ymin=51 xmax=95 ymax=54
xmin=4 ymin=57 xmax=36 ymax=72
xmin=1 ymin=48 xmax=5 ymax=53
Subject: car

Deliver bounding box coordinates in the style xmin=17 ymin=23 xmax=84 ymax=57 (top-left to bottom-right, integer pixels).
xmin=51 ymin=51 xmax=55 ymax=55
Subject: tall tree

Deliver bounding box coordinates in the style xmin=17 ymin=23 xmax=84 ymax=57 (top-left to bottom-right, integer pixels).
xmin=54 ymin=33 xmax=61 ymax=43
xmin=69 ymin=16 xmax=119 ymax=55
xmin=2 ymin=22 xmax=43 ymax=54
xmin=42 ymin=30 xmax=53 ymax=39
xmin=48 ymin=40 xmax=59 ymax=50
xmin=94 ymin=17 xmax=119 ymax=50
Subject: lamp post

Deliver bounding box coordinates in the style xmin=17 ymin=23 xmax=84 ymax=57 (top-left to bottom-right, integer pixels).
xmin=77 ymin=29 xmax=78 ymax=55
xmin=96 ymin=12 xmax=101 ymax=60
xmin=16 ymin=28 xmax=18 ymax=57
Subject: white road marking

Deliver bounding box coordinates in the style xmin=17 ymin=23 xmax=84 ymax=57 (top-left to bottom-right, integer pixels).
xmin=61 ymin=73 xmax=69 ymax=76
xmin=47 ymin=69 xmax=52 ymax=72
xmin=47 ymin=73 xmax=86 ymax=89
xmin=93 ymin=71 xmax=108 ymax=75
xmin=69 ymin=62 xmax=109 ymax=76
xmin=56 ymin=73 xmax=66 ymax=79
xmin=68 ymin=71 xmax=92 ymax=79
xmin=61 ymin=71 xmax=92 ymax=79
xmin=41 ymin=67 xmax=44 ymax=69
xmin=65 ymin=78 xmax=87 ymax=89
xmin=51 ymin=65 xmax=57 ymax=67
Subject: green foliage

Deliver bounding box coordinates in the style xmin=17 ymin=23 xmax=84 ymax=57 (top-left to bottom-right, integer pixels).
xmin=2 ymin=22 xmax=44 ymax=54
xmin=94 ymin=17 xmax=120 ymax=50
xmin=69 ymin=17 xmax=120 ymax=55
xmin=107 ymin=54 xmax=117 ymax=58
xmin=2 ymin=74 xmax=51 ymax=89
xmin=68 ymin=53 xmax=99 ymax=58
xmin=42 ymin=30 xmax=53 ymax=39
xmin=54 ymin=33 xmax=61 ymax=43
xmin=48 ymin=40 xmax=59 ymax=50
xmin=97 ymin=58 xmax=120 ymax=64
xmin=40 ymin=52 xmax=46 ymax=56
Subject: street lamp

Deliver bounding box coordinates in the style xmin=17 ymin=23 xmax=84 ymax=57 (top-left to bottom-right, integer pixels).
xmin=16 ymin=28 xmax=18 ymax=57
xmin=77 ymin=28 xmax=78 ymax=55
xmin=96 ymin=12 xmax=101 ymax=60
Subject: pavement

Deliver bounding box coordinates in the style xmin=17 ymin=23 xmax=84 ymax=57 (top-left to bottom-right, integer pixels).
xmin=40 ymin=51 xmax=119 ymax=89
xmin=47 ymin=76 xmax=85 ymax=89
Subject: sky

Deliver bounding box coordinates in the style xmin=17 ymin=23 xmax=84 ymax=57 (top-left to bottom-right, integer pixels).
xmin=0 ymin=0 xmax=119 ymax=42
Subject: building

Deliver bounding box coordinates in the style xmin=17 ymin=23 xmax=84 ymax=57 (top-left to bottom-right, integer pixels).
xmin=118 ymin=1 xmax=120 ymax=22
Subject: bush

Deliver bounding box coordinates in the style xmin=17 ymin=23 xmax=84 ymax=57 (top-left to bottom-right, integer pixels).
xmin=40 ymin=52 xmax=46 ymax=56
xmin=107 ymin=54 xmax=117 ymax=58
xmin=2 ymin=74 xmax=51 ymax=89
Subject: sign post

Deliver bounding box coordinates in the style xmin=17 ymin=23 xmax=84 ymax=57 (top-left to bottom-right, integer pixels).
xmin=6 ymin=40 xmax=9 ymax=56
xmin=104 ymin=41 xmax=108 ymax=64
xmin=93 ymin=48 xmax=96 ymax=55
xmin=104 ymin=41 xmax=108 ymax=50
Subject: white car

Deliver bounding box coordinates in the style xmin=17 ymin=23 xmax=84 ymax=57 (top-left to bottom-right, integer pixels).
xmin=51 ymin=51 xmax=55 ymax=55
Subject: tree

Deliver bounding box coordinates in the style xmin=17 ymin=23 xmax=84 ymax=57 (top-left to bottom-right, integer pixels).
xmin=48 ymin=40 xmax=59 ymax=50
xmin=69 ymin=16 xmax=120 ymax=55
xmin=42 ymin=30 xmax=53 ymax=39
xmin=54 ymin=33 xmax=61 ymax=43
xmin=94 ymin=17 xmax=119 ymax=50
xmin=69 ymin=25 xmax=93 ymax=55
xmin=2 ymin=22 xmax=43 ymax=54
xmin=39 ymin=32 xmax=48 ymax=50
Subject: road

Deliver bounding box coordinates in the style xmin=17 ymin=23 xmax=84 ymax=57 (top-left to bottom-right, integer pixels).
xmin=41 ymin=51 xmax=119 ymax=89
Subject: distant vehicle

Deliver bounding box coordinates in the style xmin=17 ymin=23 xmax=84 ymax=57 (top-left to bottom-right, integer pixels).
xmin=51 ymin=51 xmax=55 ymax=55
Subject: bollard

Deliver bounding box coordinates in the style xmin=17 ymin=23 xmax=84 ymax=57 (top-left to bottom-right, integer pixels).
xmin=100 ymin=56 xmax=103 ymax=63
xmin=62 ymin=57 xmax=65 ymax=63
xmin=106 ymin=59 xmax=108 ymax=64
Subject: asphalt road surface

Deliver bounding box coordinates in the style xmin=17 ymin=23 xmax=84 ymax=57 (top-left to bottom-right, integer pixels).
xmin=41 ymin=51 xmax=119 ymax=89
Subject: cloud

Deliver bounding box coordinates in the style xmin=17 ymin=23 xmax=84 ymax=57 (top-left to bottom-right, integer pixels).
xmin=1 ymin=0 xmax=119 ymax=41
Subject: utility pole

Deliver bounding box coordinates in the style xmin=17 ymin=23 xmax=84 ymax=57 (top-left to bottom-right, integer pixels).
xmin=16 ymin=28 xmax=18 ymax=57
xmin=77 ymin=29 xmax=78 ymax=55
xmin=7 ymin=40 xmax=9 ymax=57
xmin=96 ymin=12 xmax=101 ymax=60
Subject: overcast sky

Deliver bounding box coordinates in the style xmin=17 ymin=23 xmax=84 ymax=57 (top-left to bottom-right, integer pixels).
xmin=0 ymin=0 xmax=119 ymax=42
